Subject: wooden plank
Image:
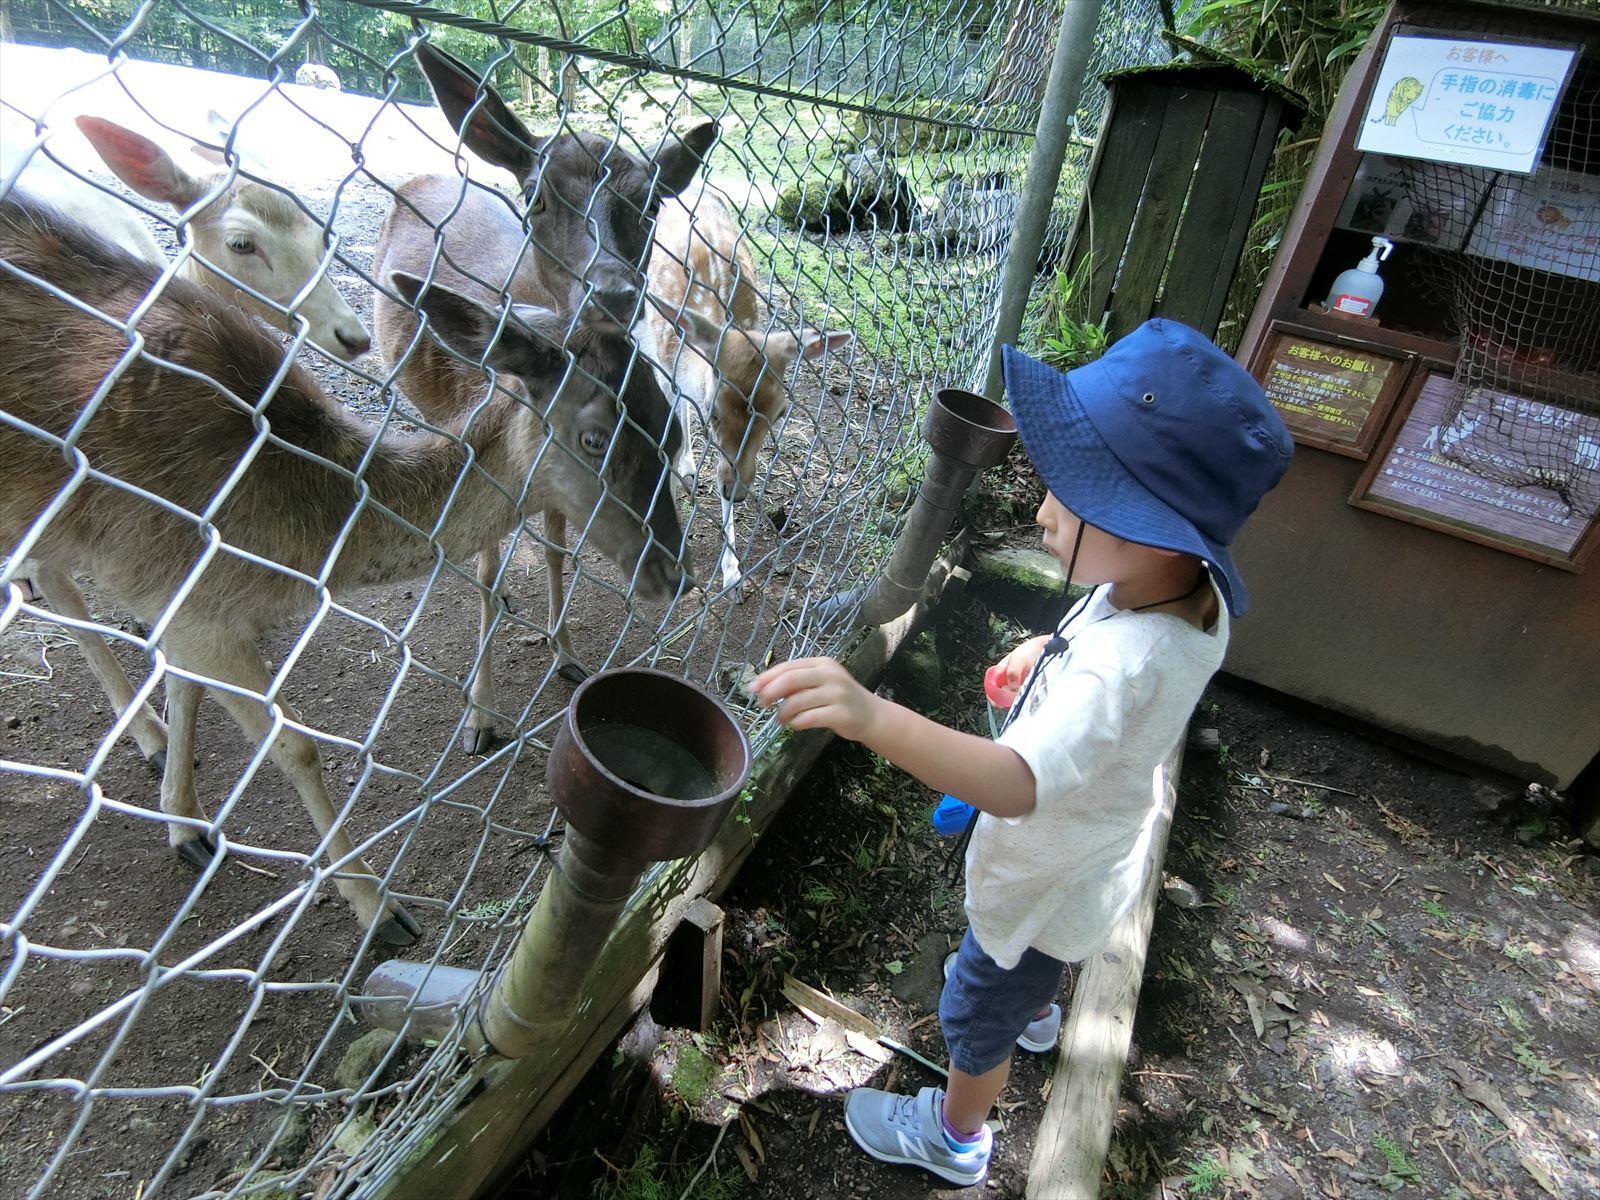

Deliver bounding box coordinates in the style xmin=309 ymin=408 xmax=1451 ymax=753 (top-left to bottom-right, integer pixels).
xmin=660 ymin=896 xmax=726 ymax=1032
xmin=366 ymin=555 xmax=964 ymax=1200
xmin=1024 ymin=737 xmax=1185 ymax=1199
xmin=1104 ymin=86 xmax=1215 ymax=340
xmin=1062 ymin=83 xmax=1169 ymax=320
xmin=1195 ymin=97 xmax=1291 ymax=337
xmin=1155 ymin=88 xmax=1270 ymax=333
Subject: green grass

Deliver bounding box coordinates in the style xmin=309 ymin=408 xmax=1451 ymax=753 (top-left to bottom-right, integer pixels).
xmin=1373 ymin=1132 xmax=1421 ymax=1184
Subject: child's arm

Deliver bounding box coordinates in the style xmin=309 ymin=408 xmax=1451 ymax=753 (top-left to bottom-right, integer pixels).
xmin=752 ymin=657 xmax=1037 ymax=818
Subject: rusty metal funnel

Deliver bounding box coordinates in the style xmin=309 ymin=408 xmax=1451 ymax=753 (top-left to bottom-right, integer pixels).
xmin=360 ymin=669 xmax=750 ymax=1058
xmin=816 ymin=388 xmax=1016 ymax=626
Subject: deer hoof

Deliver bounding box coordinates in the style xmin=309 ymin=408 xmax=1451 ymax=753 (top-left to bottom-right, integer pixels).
xmin=558 ymin=660 xmax=589 ymax=685
xmin=374 ymin=904 xmax=422 ymax=947
xmin=460 ymin=725 xmax=496 ymax=757
xmin=175 ymin=835 xmax=218 ymax=870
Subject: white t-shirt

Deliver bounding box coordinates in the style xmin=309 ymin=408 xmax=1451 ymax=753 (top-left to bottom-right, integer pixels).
xmin=966 ymin=581 xmax=1228 ymax=969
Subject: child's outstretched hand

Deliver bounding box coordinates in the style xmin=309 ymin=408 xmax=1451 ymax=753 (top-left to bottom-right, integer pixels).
xmin=751 ymin=657 xmax=880 ymax=741
xmin=994 ymin=634 xmax=1051 ymax=694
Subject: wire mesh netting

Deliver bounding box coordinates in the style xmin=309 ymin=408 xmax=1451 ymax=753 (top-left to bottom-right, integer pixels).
xmin=0 ymin=2 xmax=1167 ymax=1196
xmin=1395 ymin=40 xmax=1600 ymax=520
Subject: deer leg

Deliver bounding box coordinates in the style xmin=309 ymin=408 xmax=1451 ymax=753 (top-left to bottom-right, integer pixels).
xmin=718 ymin=493 xmax=745 ymax=602
xmin=460 ymin=542 xmax=503 ymax=757
xmin=159 ymin=672 xmax=213 ymax=868
xmin=29 ymin=561 xmax=169 ymax=769
xmin=167 ymin=629 xmax=420 ymax=946
xmin=543 ymin=510 xmax=586 ymax=684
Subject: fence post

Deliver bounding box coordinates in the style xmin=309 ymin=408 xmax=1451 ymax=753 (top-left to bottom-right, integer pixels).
xmin=980 ymin=0 xmax=1104 ymax=401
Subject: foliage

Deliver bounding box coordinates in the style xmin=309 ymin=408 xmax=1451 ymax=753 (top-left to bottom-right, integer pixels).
xmin=1373 ymin=1132 xmax=1421 ymax=1187
xmin=1184 ymin=1153 xmax=1229 ymax=1195
xmin=1037 ymin=257 xmax=1109 ymax=371
xmin=593 ymin=1143 xmax=743 ymax=1200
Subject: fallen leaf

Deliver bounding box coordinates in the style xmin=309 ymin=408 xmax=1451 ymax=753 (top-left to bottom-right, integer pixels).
xmin=1320 ymin=1148 xmax=1361 ymax=1166
xmin=1322 ymin=873 xmax=1346 ymax=893
xmin=1442 ymin=1058 xmax=1519 ymax=1130
xmin=1518 ymin=1153 xmax=1560 ymax=1196
xmin=734 ymin=1142 xmax=759 ymax=1182
xmin=740 ymin=1112 xmax=766 ymax=1164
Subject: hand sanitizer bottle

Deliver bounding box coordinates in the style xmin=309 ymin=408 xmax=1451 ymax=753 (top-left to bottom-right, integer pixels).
xmin=1325 ymin=236 xmax=1394 ymax=317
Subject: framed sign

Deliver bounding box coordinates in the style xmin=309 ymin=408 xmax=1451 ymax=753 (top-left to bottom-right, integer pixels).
xmin=1252 ymin=324 xmax=1412 ymax=458
xmin=1355 ymin=32 xmax=1579 ymax=174
xmin=1351 ymin=370 xmax=1600 ymax=569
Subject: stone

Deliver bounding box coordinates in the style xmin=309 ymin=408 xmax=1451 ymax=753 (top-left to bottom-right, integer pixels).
xmin=334 ymin=1028 xmax=400 ymax=1094
xmin=971 ymin=545 xmax=1085 ymax=631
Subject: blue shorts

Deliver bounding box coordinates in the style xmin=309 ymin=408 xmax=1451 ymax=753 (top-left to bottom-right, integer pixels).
xmin=939 ymin=927 xmax=1067 ymax=1075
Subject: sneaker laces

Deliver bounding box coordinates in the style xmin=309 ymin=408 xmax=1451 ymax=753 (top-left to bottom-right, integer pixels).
xmin=887 ymin=1091 xmax=925 ymax=1130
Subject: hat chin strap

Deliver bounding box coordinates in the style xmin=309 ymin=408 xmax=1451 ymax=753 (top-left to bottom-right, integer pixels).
xmin=1060 ymin=522 xmax=1086 ymax=597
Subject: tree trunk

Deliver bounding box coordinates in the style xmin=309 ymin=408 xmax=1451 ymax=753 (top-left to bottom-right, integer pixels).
xmin=518 ymin=46 xmax=536 ymax=107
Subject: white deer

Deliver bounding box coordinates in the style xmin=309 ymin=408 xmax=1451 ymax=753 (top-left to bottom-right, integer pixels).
xmin=639 ymin=184 xmax=852 ymax=599
xmin=0 ymin=193 xmax=686 ymax=942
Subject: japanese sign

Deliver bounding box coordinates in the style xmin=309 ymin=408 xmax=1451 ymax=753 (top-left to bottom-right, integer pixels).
xmin=1358 ymin=373 xmax=1599 ymax=561
xmin=1257 ymin=331 xmax=1404 ymax=455
xmin=1355 ymin=34 xmax=1578 ymax=174
xmin=1466 ymin=164 xmax=1600 ymax=283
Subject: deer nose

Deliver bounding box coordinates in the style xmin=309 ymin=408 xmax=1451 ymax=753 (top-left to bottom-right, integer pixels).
xmin=335 ymin=325 xmax=372 ymax=359
xmin=586 ymin=285 xmax=639 ymax=327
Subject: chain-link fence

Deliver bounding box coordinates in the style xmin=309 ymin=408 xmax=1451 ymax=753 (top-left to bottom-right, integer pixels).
xmin=0 ymin=2 xmax=1167 ymax=1196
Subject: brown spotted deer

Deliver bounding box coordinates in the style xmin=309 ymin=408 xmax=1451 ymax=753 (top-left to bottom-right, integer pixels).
xmin=374 ymin=40 xmax=718 ymax=753
xmin=640 ymin=184 xmax=852 ymax=599
xmin=0 ymin=192 xmax=684 ymax=943
xmin=3 ymin=113 xmax=374 ymax=771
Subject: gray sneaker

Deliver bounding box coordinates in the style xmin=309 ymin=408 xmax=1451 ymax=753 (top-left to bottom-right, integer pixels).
xmin=843 ymin=1085 xmax=992 ymax=1186
xmin=944 ymin=951 xmax=1062 ymax=1053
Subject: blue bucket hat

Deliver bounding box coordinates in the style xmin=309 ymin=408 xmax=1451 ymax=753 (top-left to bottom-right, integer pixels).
xmin=1002 ymin=319 xmax=1292 ymax=616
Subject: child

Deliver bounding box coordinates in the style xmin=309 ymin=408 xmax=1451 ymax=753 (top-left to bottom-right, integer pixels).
xmin=752 ymin=319 xmax=1293 ymax=1186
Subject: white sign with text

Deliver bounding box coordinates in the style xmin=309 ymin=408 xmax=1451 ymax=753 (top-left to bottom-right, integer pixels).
xmin=1355 ymin=34 xmax=1577 ymax=174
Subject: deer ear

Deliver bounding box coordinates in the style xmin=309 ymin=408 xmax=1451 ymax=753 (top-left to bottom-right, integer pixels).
xmin=415 ymin=40 xmax=538 ymax=183
xmin=393 ymin=271 xmax=504 ymax=366
xmin=76 ymin=115 xmax=207 ymax=208
xmin=647 ymin=294 xmax=724 ymax=361
xmin=799 ymin=330 xmax=853 ymax=360
xmin=651 ymin=122 xmax=718 ymax=199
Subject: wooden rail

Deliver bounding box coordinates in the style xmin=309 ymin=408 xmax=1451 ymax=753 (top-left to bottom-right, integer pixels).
xmin=1025 ymin=742 xmax=1184 ymax=1199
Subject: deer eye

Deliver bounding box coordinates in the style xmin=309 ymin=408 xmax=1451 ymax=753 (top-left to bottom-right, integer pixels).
xmin=226 ymin=234 xmax=255 ymax=255
xmin=579 ymin=428 xmax=609 ymax=456
xmin=526 ymin=189 xmax=546 ymax=216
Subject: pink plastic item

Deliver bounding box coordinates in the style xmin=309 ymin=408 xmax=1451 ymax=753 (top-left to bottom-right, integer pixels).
xmin=983 ymin=662 xmax=1018 ymax=710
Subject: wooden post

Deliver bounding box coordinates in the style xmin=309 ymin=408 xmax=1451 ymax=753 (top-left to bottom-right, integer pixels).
xmin=656 ymin=897 xmax=725 ymax=1032
xmin=1025 ymin=741 xmax=1185 ymax=1199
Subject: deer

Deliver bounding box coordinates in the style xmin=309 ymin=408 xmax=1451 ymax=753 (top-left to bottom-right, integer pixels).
xmin=0 ymin=191 xmax=686 ymax=943
xmin=2 ymin=112 xmax=374 ymax=770
xmin=373 ymin=40 xmax=720 ymax=754
xmin=638 ymin=183 xmax=853 ymax=600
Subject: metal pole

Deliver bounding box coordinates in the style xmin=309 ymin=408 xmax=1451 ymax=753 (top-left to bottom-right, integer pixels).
xmin=981 ymin=0 xmax=1104 ymax=401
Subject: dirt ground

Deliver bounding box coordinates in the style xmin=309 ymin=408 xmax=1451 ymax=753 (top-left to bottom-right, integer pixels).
xmin=505 ymin=584 xmax=1600 ymax=1200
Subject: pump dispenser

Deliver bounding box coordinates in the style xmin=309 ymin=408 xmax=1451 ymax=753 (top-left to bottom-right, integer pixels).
xmin=1325 ymin=236 xmax=1394 ymax=318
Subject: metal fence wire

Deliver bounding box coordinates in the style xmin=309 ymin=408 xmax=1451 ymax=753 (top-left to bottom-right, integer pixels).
xmin=0 ymin=1 xmax=1167 ymax=1196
